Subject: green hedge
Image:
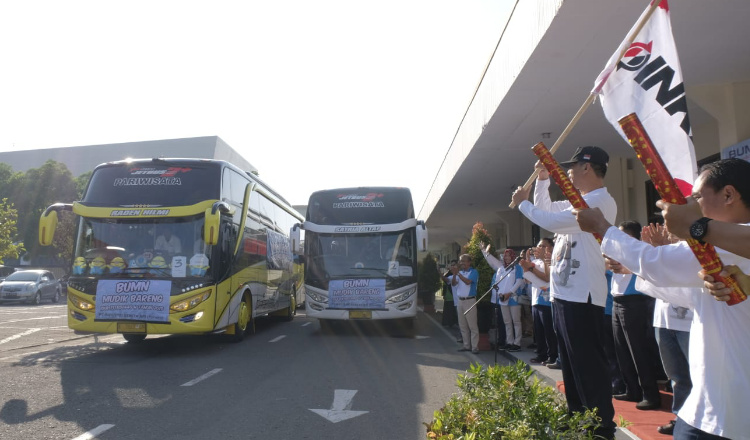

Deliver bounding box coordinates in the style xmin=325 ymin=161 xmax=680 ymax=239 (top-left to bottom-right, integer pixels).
xmin=426 ymin=362 xmax=603 ymax=440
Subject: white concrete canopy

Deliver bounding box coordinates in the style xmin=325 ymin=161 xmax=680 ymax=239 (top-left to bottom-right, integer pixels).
xmin=420 ymin=0 xmax=750 ymax=259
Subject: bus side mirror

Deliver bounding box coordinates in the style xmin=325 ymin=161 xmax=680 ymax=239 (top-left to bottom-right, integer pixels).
xmin=416 ymin=221 xmax=428 ymax=252
xmin=290 ymin=223 xmax=302 ymax=255
xmin=39 ymin=210 xmax=59 ymax=246
xmin=204 ymin=208 xmax=221 ymax=246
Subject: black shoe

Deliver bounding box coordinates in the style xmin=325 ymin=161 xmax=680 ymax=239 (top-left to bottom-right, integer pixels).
xmin=507 ymin=345 xmax=521 ymax=352
xmin=546 ymin=360 xmax=561 ymax=370
xmin=496 ymin=344 xmax=508 ymax=351
xmin=527 ymin=343 xmax=537 ymax=349
xmin=657 ymin=420 xmax=676 ymax=435
xmin=612 ymin=386 xmax=627 ymax=395
xmin=613 ymin=393 xmax=641 ymax=402
xmin=529 ymin=356 xmax=546 ymax=364
xmin=457 ymin=347 xmax=471 ymax=352
xmin=636 ymin=399 xmax=661 ymax=410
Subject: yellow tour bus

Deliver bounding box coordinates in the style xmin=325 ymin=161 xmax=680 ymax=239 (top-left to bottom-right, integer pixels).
xmin=39 ymin=158 xmax=304 ymax=343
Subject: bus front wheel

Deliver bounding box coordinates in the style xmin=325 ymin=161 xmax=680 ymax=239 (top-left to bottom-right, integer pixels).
xmin=228 ymin=295 xmax=254 ymax=342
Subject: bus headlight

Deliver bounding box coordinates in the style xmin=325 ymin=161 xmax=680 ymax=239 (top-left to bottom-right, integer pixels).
xmin=387 ymin=287 xmax=416 ymax=303
xmin=69 ymin=293 xmax=95 ymax=312
xmin=171 ymin=290 xmax=212 ymax=313
xmin=307 ymin=291 xmax=328 ymax=303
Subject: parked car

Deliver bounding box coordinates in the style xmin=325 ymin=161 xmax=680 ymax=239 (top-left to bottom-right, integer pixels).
xmin=0 ymin=265 xmax=15 ymax=283
xmin=0 ymin=269 xmax=62 ymax=305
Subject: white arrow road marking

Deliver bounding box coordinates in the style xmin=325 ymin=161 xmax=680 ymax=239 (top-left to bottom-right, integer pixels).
xmin=302 ymin=322 xmax=311 ymax=327
xmin=0 ymin=328 xmax=41 ymax=345
xmin=415 ymin=335 xmax=430 ymax=339
xmin=71 ymin=424 xmax=115 ymax=440
xmin=310 ymin=389 xmax=369 ymax=423
xmin=269 ymin=335 xmax=286 ymax=343
xmin=181 ymin=368 xmax=222 ymax=386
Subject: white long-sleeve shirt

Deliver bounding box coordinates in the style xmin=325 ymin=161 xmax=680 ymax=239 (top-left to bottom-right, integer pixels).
xmin=523 ymin=259 xmax=551 ymax=305
xmin=602 ymin=226 xmax=750 ymax=439
xmin=519 ymin=178 xmax=617 ymax=307
xmin=482 ymin=250 xmax=524 ymax=304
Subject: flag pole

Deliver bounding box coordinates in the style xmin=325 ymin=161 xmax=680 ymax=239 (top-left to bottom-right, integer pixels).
xmin=509 ymin=0 xmax=664 ymax=208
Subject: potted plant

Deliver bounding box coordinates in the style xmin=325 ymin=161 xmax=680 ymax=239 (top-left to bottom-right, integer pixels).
xmin=463 ymin=222 xmax=495 ymax=335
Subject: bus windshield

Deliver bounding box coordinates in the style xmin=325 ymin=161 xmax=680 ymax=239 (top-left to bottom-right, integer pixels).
xmin=305 ymin=230 xmax=415 ymax=289
xmin=72 ymin=216 xmax=213 ymax=279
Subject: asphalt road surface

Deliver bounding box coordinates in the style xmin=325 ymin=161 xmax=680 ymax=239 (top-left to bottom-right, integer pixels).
xmin=0 ymin=304 xmax=505 ymax=440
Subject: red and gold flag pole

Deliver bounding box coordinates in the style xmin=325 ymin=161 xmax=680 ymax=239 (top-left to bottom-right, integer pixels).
xmin=531 ymin=142 xmax=603 ymax=243
xmin=619 ymin=113 xmax=746 ymax=305
xmin=509 ymin=0 xmax=665 ymax=208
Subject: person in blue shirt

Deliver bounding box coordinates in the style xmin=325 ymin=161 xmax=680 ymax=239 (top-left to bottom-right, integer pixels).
xmin=522 ymin=238 xmax=559 ymax=365
xmin=452 ymin=253 xmax=480 ymax=354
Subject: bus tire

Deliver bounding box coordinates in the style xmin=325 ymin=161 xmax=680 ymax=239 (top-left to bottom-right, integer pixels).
xmin=319 ymin=319 xmax=335 ymax=334
xmin=283 ymin=295 xmax=296 ymax=322
xmin=123 ymin=333 xmax=146 ymax=343
xmin=399 ymin=318 xmax=416 ymax=337
xmin=228 ymin=294 xmax=254 ymax=342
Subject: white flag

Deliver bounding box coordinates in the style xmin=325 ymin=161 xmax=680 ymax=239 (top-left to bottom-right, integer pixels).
xmin=594 ymin=0 xmax=696 ymax=197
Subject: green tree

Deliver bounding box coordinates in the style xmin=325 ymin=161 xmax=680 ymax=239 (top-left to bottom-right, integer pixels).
xmin=463 ymin=222 xmax=495 ymax=301
xmin=0 ymin=198 xmax=25 ymax=264
xmin=75 ymin=171 xmax=93 ymax=199
xmin=6 ymin=160 xmax=78 ymax=265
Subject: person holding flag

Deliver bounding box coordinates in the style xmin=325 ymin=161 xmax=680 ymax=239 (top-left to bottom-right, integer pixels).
xmin=511 ymin=146 xmax=618 ymax=440
xmin=573 ymin=158 xmax=750 ymax=439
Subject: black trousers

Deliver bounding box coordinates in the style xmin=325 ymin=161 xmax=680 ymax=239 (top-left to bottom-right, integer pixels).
xmin=602 ymin=312 xmax=624 ymax=392
xmin=553 ymin=297 xmax=616 ymax=439
xmin=532 ymin=304 xmax=557 ymax=361
xmin=492 ymin=303 xmax=506 ymax=347
xmin=612 ymin=294 xmax=662 ymax=401
xmin=442 ymin=300 xmax=458 ymax=327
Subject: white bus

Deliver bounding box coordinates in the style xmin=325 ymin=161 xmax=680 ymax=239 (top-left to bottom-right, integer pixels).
xmin=291 ymin=187 xmax=427 ymax=329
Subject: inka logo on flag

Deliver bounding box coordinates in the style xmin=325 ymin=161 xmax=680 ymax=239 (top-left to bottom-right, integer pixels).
xmin=618 ymin=42 xmax=652 ymax=71
xmin=615 ymin=41 xmax=691 ymax=138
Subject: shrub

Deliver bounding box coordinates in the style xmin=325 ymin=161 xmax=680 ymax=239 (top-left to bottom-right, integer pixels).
xmin=426 ymin=361 xmax=602 ymax=440
xmin=463 ymin=222 xmax=495 ymax=302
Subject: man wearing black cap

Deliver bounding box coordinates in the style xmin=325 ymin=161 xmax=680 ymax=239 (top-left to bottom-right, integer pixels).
xmin=511 ymin=145 xmax=618 ymax=440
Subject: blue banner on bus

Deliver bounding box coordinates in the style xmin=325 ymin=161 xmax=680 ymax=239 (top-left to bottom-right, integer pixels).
xmin=266 ymin=229 xmax=293 ymax=271
xmin=328 ymin=278 xmax=386 ymax=309
xmin=95 ymin=280 xmax=171 ymax=322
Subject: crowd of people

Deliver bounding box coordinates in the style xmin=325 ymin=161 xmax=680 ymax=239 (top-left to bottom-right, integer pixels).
xmin=439 ymin=148 xmax=749 ymax=439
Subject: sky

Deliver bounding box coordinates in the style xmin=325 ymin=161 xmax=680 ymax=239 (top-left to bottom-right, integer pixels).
xmin=0 ymin=1 xmax=513 ymax=211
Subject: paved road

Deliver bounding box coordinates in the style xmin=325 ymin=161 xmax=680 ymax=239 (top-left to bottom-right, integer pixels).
xmin=0 ymin=305 xmax=500 ymax=440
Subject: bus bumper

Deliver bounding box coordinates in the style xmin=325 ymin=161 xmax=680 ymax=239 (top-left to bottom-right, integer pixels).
xmin=305 ymin=293 xmax=417 ymax=320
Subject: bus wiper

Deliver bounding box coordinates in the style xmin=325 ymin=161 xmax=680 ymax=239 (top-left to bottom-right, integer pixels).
xmin=350 ymin=267 xmax=395 ymax=281
xmin=116 ymin=267 xmax=169 ymax=275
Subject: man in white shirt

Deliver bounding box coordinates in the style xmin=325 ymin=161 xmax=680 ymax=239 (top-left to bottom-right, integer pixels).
xmin=574 ymin=158 xmax=750 ymax=439
xmin=512 ymin=146 xmax=618 ymax=440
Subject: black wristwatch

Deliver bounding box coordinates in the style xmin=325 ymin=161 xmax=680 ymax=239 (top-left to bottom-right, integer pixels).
xmin=689 ymin=217 xmax=712 ymax=243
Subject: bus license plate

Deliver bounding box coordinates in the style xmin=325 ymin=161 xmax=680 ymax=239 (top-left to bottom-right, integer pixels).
xmin=349 ymin=310 xmax=371 ymax=319
xmin=117 ymin=322 xmax=147 ymax=333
